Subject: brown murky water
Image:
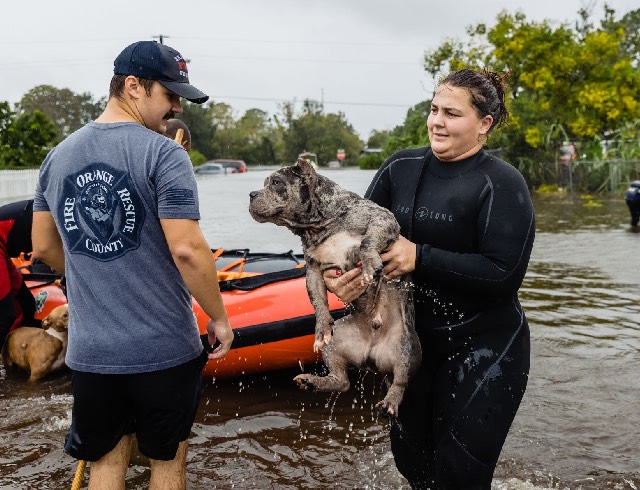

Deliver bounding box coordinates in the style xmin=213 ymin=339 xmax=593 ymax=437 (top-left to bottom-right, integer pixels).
xmin=1 ymin=169 xmax=639 ymax=489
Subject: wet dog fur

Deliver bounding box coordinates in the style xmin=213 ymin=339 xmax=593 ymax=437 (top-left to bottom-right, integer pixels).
xmin=249 ymin=158 xmax=421 ymax=417
xmin=1 ymin=304 xmax=69 ymax=382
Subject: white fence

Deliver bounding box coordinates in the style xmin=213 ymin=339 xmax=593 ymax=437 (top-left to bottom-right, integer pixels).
xmin=0 ymin=169 xmax=39 ymax=202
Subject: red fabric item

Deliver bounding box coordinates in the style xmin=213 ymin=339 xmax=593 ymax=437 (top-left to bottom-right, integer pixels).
xmin=0 ymin=219 xmax=13 ymax=244
xmin=0 ymin=236 xmax=24 ymax=332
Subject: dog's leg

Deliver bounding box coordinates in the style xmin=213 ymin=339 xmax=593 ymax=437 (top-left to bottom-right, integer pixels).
xmin=358 ymin=214 xmax=399 ymax=282
xmin=28 ymin=357 xmax=55 ymax=382
xmin=376 ymin=345 xmax=420 ymax=418
xmin=376 ymin=293 xmax=420 ymax=418
xmin=294 ymin=342 xmax=351 ymax=392
xmin=365 ymin=277 xmax=385 ymax=318
xmin=358 ymin=239 xmax=384 ymax=284
xmin=305 ymin=264 xmax=334 ymax=351
xmin=375 ymin=341 xmax=413 ymax=418
xmin=376 ymin=373 xmax=408 ymax=418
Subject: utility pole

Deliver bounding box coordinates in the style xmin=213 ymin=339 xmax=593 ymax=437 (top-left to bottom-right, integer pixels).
xmin=152 ymin=34 xmax=170 ymax=45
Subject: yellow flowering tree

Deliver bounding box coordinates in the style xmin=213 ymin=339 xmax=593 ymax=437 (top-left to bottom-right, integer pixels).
xmin=423 ymin=6 xmax=640 ymax=180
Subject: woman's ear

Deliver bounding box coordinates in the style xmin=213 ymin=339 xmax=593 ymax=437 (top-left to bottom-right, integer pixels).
xmin=479 ymin=114 xmax=494 ymax=136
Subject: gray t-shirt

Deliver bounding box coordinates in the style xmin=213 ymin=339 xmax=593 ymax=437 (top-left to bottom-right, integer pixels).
xmin=34 ymin=122 xmax=204 ymax=374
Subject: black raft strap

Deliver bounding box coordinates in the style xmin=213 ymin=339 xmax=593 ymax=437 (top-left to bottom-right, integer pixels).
xmin=219 ymin=267 xmax=307 ymax=292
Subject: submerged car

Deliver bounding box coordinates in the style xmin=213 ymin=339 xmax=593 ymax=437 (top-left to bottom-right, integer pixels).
xmin=209 ymin=159 xmax=247 ymax=173
xmin=194 ymin=162 xmax=226 ymax=175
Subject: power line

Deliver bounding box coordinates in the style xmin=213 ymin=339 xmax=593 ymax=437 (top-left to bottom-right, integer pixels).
xmin=181 ymin=35 xmax=429 ymax=49
xmin=1 ymin=54 xmax=422 ymax=71
xmin=194 ymin=53 xmax=419 ymax=66
xmin=0 ymin=35 xmax=428 ymax=49
xmin=210 ymin=95 xmax=416 ymax=108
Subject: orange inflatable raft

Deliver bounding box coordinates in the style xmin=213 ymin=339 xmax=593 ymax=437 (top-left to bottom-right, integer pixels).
xmin=14 ymin=249 xmax=347 ymax=379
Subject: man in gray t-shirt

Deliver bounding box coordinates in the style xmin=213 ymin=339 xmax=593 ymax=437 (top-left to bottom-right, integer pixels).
xmin=32 ymin=40 xmax=233 ymax=488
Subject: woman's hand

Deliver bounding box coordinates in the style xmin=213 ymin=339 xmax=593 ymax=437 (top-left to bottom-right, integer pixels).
xmin=323 ymin=264 xmax=368 ymax=303
xmin=381 ymin=235 xmax=416 ymax=279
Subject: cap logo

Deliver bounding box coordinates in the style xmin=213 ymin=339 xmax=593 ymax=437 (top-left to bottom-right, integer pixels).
xmin=177 ymin=61 xmax=188 ymax=77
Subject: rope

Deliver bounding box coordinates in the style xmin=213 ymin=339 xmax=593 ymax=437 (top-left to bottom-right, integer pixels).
xmin=70 ymin=460 xmax=86 ymax=490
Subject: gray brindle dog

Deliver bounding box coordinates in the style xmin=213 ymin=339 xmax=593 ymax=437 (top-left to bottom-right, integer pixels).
xmin=249 ymin=158 xmax=421 ymax=417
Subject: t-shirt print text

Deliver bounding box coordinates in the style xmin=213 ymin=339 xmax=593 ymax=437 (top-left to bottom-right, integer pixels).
xmin=61 ymin=164 xmax=145 ymax=261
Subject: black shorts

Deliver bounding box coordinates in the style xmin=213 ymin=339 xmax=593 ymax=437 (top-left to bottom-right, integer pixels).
xmin=65 ymin=349 xmax=208 ymax=462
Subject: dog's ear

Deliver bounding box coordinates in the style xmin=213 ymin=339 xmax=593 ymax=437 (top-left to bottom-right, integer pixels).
xmin=41 ymin=315 xmax=52 ymax=330
xmin=296 ymin=157 xmax=316 ymax=176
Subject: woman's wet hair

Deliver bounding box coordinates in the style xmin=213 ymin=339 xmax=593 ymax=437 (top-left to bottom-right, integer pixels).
xmin=440 ymin=68 xmax=510 ymax=132
xmin=109 ymin=75 xmax=156 ymax=100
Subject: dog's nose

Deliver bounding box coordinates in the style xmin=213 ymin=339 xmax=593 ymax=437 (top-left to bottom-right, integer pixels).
xmin=249 ymin=191 xmax=258 ymax=200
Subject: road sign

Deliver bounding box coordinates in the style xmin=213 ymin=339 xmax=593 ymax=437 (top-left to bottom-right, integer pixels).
xmin=337 ymin=149 xmax=346 ymax=160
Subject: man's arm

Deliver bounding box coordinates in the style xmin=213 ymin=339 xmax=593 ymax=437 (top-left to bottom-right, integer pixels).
xmin=160 ymin=218 xmax=233 ymax=359
xmin=31 ymin=211 xmax=65 ymax=274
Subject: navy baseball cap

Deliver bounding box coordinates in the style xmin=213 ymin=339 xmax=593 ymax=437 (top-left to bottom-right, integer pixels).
xmin=114 ymin=41 xmax=209 ymax=104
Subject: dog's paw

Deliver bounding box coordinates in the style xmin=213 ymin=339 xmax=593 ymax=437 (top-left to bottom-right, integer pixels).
xmin=360 ymin=256 xmax=383 ymax=283
xmin=313 ymin=330 xmax=333 ymax=352
xmin=312 ymin=338 xmax=323 ymax=352
xmin=294 ymin=374 xmax=316 ymax=391
xmin=375 ymin=400 xmax=398 ymax=419
xmin=362 ymin=268 xmax=375 ymax=284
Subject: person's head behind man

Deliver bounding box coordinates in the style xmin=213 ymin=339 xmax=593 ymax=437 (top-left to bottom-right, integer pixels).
xmin=165 ymin=119 xmax=192 ymax=152
xmin=108 ymin=41 xmax=208 ymax=135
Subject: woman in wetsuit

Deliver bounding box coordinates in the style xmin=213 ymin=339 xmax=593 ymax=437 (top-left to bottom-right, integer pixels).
xmin=325 ymin=68 xmax=534 ymax=489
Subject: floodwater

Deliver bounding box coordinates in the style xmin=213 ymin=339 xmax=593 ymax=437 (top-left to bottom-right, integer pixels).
xmin=1 ymin=168 xmax=639 ymax=489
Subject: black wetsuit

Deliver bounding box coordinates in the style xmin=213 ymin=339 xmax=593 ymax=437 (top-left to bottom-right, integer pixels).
xmin=366 ymin=147 xmax=534 ymax=489
xmin=0 ymin=199 xmax=36 ymax=347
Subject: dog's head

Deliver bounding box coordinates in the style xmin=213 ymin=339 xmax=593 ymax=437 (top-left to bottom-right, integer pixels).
xmin=249 ymin=158 xmax=324 ymax=230
xmin=41 ymin=304 xmax=69 ymax=333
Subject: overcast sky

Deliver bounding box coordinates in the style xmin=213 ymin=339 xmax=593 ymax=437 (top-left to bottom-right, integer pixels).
xmin=2 ymin=0 xmax=636 ymax=140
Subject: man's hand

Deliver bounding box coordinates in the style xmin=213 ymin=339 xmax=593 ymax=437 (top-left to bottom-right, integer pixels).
xmin=323 ymin=264 xmax=368 ymax=303
xmin=206 ymin=318 xmax=234 ymax=359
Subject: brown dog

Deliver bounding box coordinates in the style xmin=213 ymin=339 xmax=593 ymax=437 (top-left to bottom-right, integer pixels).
xmin=1 ymin=304 xmax=69 ymax=382
xmin=249 ymin=158 xmax=421 ymax=417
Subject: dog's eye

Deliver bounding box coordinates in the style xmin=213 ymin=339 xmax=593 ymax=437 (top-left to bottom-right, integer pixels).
xmin=271 ymin=179 xmax=282 ymax=186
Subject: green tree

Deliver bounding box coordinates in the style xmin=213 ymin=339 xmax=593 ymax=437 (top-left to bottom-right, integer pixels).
xmin=0 ymin=102 xmax=12 ymax=134
xmin=18 ymin=85 xmax=105 ymax=139
xmin=383 ymin=101 xmax=430 ymax=157
xmin=179 ymin=101 xmax=216 ymax=158
xmin=0 ymin=102 xmax=58 ymax=168
xmin=366 ymin=130 xmax=391 ymax=150
xmin=207 ymin=102 xmax=238 ymax=158
xmin=234 ymin=109 xmax=279 ymax=164
xmin=210 ymin=106 xmax=274 ymax=163
xmin=422 ymin=6 xmax=640 ymax=176
xmin=603 ymin=7 xmax=640 ymax=61
xmin=278 ymin=99 xmax=363 ymax=165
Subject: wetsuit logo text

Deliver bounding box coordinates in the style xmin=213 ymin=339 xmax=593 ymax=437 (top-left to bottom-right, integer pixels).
xmin=415 ymin=206 xmax=454 ymax=222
